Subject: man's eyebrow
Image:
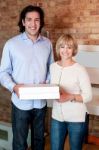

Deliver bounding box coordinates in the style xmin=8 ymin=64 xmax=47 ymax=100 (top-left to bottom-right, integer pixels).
xmin=26 ymin=17 xmax=40 ymax=19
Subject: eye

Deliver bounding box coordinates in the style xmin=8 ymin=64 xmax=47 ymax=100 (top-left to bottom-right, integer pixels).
xmin=68 ymin=46 xmax=72 ymax=49
xmin=25 ymin=18 xmax=32 ymax=22
xmin=60 ymin=45 xmax=65 ymax=48
xmin=35 ymin=18 xmax=40 ymax=22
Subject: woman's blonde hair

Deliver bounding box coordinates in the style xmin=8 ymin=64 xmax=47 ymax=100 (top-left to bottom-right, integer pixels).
xmin=56 ymin=34 xmax=78 ymax=59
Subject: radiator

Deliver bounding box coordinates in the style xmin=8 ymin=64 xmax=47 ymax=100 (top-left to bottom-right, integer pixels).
xmin=0 ymin=121 xmax=31 ymax=150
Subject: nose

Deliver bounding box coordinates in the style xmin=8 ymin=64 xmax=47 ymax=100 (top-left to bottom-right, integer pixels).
xmin=64 ymin=46 xmax=69 ymax=51
xmin=31 ymin=20 xmax=36 ymax=26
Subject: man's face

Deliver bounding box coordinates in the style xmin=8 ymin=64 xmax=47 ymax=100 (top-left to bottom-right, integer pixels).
xmin=22 ymin=11 xmax=41 ymax=39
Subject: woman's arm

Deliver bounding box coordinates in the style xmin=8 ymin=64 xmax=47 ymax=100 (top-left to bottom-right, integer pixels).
xmin=59 ymin=87 xmax=83 ymax=103
xmin=58 ymin=66 xmax=92 ymax=103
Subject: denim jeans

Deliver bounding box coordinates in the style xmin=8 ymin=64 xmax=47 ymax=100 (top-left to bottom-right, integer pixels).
xmin=12 ymin=103 xmax=46 ymax=150
xmin=50 ymin=115 xmax=88 ymax=150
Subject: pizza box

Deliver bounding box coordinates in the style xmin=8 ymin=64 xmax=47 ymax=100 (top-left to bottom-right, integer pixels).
xmin=19 ymin=84 xmax=60 ymax=100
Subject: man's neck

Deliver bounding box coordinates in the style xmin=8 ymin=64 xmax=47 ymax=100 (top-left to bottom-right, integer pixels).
xmin=25 ymin=32 xmax=40 ymax=42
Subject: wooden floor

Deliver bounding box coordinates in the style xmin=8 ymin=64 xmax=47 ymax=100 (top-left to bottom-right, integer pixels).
xmin=45 ymin=135 xmax=99 ymax=150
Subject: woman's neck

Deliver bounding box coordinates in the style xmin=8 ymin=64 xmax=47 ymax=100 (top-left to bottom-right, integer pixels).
xmin=58 ymin=59 xmax=76 ymax=67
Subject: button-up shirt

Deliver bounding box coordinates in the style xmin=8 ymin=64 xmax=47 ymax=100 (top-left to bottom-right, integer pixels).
xmin=0 ymin=32 xmax=54 ymax=110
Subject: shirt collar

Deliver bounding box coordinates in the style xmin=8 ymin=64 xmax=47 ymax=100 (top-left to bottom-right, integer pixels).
xmin=21 ymin=32 xmax=44 ymax=42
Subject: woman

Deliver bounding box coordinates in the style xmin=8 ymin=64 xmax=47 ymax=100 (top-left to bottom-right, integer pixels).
xmin=50 ymin=34 xmax=92 ymax=150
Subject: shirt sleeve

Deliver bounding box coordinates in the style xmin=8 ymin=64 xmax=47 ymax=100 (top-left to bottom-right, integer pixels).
xmin=78 ymin=66 xmax=92 ymax=103
xmin=46 ymin=43 xmax=54 ymax=83
xmin=0 ymin=41 xmax=16 ymax=92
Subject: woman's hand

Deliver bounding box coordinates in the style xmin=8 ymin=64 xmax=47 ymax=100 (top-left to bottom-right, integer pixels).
xmin=58 ymin=87 xmax=74 ymax=103
xmin=59 ymin=92 xmax=72 ymax=103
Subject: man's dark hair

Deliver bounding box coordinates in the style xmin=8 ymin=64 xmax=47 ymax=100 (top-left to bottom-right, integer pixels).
xmin=18 ymin=5 xmax=45 ymax=33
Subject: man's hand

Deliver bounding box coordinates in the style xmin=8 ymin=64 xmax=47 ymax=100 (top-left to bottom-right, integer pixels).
xmin=13 ymin=84 xmax=24 ymax=97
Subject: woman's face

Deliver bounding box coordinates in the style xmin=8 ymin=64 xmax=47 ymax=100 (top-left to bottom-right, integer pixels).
xmin=59 ymin=44 xmax=73 ymax=60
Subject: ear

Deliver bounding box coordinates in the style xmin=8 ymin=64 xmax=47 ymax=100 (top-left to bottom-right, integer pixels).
xmin=22 ymin=19 xmax=25 ymax=26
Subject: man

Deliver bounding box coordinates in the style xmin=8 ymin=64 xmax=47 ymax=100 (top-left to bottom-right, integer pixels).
xmin=0 ymin=5 xmax=53 ymax=150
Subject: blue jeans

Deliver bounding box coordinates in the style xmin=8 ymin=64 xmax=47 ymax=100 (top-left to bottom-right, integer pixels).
xmin=12 ymin=103 xmax=46 ymax=150
xmin=50 ymin=115 xmax=88 ymax=150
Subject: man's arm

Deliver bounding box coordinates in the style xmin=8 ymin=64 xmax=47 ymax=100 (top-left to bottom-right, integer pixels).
xmin=46 ymin=43 xmax=54 ymax=83
xmin=0 ymin=41 xmax=16 ymax=92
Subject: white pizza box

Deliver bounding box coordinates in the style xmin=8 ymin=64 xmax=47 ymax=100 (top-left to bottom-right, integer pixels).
xmin=19 ymin=84 xmax=60 ymax=100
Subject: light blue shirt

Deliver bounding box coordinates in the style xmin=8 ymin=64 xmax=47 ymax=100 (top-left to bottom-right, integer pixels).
xmin=0 ymin=32 xmax=54 ymax=110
